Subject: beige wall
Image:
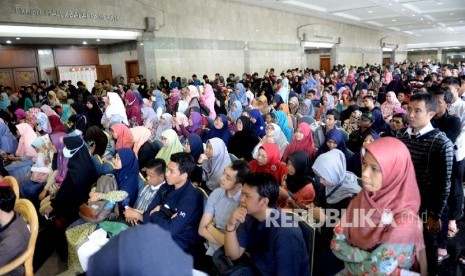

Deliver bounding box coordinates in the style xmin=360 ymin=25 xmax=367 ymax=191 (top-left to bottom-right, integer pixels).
xmin=1 ymin=0 xmax=409 ymax=80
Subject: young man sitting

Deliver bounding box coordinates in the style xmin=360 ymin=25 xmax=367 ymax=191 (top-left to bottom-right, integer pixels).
xmin=313 ymin=109 xmax=348 ymax=149
xmin=143 ymin=152 xmax=204 ymax=253
xmin=224 ymin=172 xmax=310 ymax=276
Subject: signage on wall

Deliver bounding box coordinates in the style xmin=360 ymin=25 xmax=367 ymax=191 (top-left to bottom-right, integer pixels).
xmin=14 ymin=7 xmax=119 ymax=21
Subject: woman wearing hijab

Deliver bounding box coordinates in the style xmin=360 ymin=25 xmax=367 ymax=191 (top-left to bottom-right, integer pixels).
xmin=155 ymin=129 xmax=184 ymax=164
xmin=227 ymin=100 xmax=243 ymax=125
xmin=380 ymin=91 xmax=401 ymax=122
xmin=41 ymin=104 xmax=59 ymax=117
xmin=227 ymin=116 xmax=260 ymax=162
xmin=199 ymin=138 xmax=231 ymax=192
xmin=85 ymin=96 xmax=103 ymax=128
xmin=69 ymin=102 xmax=89 ymax=133
xmin=59 ymin=103 xmax=73 ymax=125
xmin=112 ymin=148 xmax=140 ymax=211
xmin=316 ymin=128 xmax=353 ymax=164
xmin=347 ymin=129 xmax=380 ymax=177
xmin=311 ymin=148 xmax=361 ymax=275
xmin=48 ymin=115 xmax=67 ymax=134
xmin=254 ymin=95 xmax=270 ymax=116
xmin=141 ymin=98 xmax=158 ymax=129
xmin=229 ymin=83 xmax=248 ymax=109
xmin=184 ymin=134 xmax=204 ymax=185
xmin=0 ymin=121 xmax=18 ymax=154
xmin=316 ymin=94 xmax=335 ymax=121
xmin=168 ymin=88 xmax=181 ymax=113
xmin=17 ymin=90 xmax=34 ymax=112
xmin=252 ymin=123 xmax=288 ymax=159
xmin=26 ymin=107 xmax=41 ymax=128
xmin=5 ymin=123 xmax=38 ymax=175
xmin=282 ymin=122 xmax=316 ymax=162
xmin=201 ymin=84 xmax=217 ymax=120
xmin=175 ymin=111 xmax=204 ymax=139
xmin=102 ymin=92 xmax=129 ymax=127
xmin=342 ymin=109 xmax=362 ymax=135
xmin=84 ymin=126 xmax=111 ymax=159
xmin=331 ymin=138 xmax=425 ymax=275
xmin=186 ymin=85 xmax=201 ymax=112
xmin=298 ymin=98 xmax=315 ymax=121
xmin=279 ymin=104 xmax=294 ymax=130
xmin=274 ymin=110 xmax=293 ymax=142
xmin=204 ymin=114 xmax=232 ymax=145
xmin=130 ymin=126 xmax=151 ymax=157
xmin=280 ymin=151 xmax=315 ymax=209
xmin=151 ymin=89 xmax=166 ymax=119
xmin=125 ymin=92 xmax=142 ymax=127
xmin=249 ymin=142 xmax=287 ymax=183
xmin=272 ymin=94 xmax=284 ymax=110
xmin=111 ymin=123 xmax=134 ymax=150
xmin=249 ymin=109 xmax=266 ymax=138
xmin=152 ymin=113 xmax=172 ymax=141
xmin=277 ymin=80 xmax=289 ymax=104
xmin=0 ymin=92 xmax=10 ymax=111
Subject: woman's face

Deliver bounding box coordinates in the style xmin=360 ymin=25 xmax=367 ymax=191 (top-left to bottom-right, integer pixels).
xmin=86 ymin=101 xmax=93 ymax=109
xmin=213 ymin=117 xmax=224 ymax=130
xmin=184 ymin=139 xmax=191 ymax=153
xmin=232 ymin=103 xmax=237 ymax=112
xmin=205 ymin=141 xmax=213 ymax=158
xmin=361 ymin=151 xmax=382 ymax=192
xmin=111 ymin=130 xmax=117 ymax=140
xmin=256 ymin=148 xmax=268 ymax=166
xmin=236 ymin=119 xmax=243 ymax=131
xmin=286 ymin=160 xmax=296 ymax=175
xmin=385 ymin=94 xmax=392 ymax=103
xmin=161 ymin=136 xmax=169 ymax=147
xmin=188 ymin=118 xmax=193 ymax=126
xmin=265 ymin=124 xmax=275 ymax=137
xmin=114 ymin=154 xmax=122 ymax=169
xmin=264 ymin=115 xmax=272 ymax=124
xmin=362 ymin=134 xmax=375 ymax=147
xmin=327 ymin=139 xmax=337 ymax=150
xmin=159 ymin=116 xmax=166 ymax=125
xmin=294 ymin=127 xmax=304 ymax=141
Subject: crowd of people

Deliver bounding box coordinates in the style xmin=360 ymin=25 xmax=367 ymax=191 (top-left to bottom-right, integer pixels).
xmin=1 ymin=61 xmax=465 ymax=275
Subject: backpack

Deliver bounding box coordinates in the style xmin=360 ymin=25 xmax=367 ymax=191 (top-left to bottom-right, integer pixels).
xmin=79 ymin=174 xmax=120 ymax=223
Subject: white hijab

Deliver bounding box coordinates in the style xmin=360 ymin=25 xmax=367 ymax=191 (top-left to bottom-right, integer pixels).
xmin=105 ymin=92 xmax=129 ymax=125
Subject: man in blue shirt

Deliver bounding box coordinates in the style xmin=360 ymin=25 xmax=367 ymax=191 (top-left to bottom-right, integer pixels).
xmin=143 ymin=152 xmax=204 ymax=253
xmin=224 ymin=173 xmax=310 ymax=276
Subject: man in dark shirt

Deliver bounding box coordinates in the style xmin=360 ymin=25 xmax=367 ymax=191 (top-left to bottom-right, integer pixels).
xmin=143 ymin=152 xmax=204 ymax=254
xmin=224 ymin=173 xmax=310 ymax=276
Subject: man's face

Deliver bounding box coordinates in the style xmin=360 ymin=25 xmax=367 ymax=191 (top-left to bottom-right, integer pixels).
xmin=397 ymin=93 xmax=405 ymax=102
xmin=441 ymin=83 xmax=459 ymax=97
xmin=407 ymin=100 xmax=435 ymax=131
xmin=130 ymin=83 xmax=136 ymax=90
xmin=442 ymin=67 xmax=452 ymax=77
xmin=165 ymin=161 xmax=186 ymax=186
xmin=390 ymin=117 xmax=404 ymax=131
xmin=220 ymin=166 xmax=238 ymax=190
xmin=325 ymin=114 xmax=336 ymax=129
xmin=363 ymin=98 xmax=374 ymax=109
xmin=240 ymin=184 xmax=267 ymax=215
xmin=145 ymin=167 xmax=164 ymax=186
xmin=434 ymin=94 xmax=447 ymax=117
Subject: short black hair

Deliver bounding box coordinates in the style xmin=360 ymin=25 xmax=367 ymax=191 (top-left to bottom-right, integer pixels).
xmin=409 ymin=92 xmax=438 ymax=113
xmin=77 ymin=81 xmax=84 ymax=86
xmin=441 ymin=77 xmax=460 ymax=88
xmin=244 ymin=173 xmax=279 ymax=207
xmin=349 ymin=97 xmax=357 ymax=102
xmin=170 ymin=152 xmax=195 ymax=177
xmin=325 ymin=109 xmax=340 ymax=120
xmin=229 ymin=160 xmax=250 ymax=185
xmin=0 ymin=186 xmax=15 ymax=212
xmin=430 ymin=86 xmax=454 ymax=104
xmin=144 ymin=158 xmax=166 ymax=176
xmin=392 ymin=113 xmax=408 ymax=126
xmin=363 ymin=95 xmax=375 ymax=102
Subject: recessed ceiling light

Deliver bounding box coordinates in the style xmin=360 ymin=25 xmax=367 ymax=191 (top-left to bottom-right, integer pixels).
xmin=420 ymin=18 xmax=423 ymax=20
xmin=256 ymin=29 xmax=260 ymax=32
xmin=388 ymin=3 xmax=392 ymax=5
xmin=368 ymin=10 xmax=373 ymax=13
xmin=401 ymin=9 xmax=405 ymax=11
xmin=15 ymin=37 xmax=20 ymax=40
xmin=82 ymin=41 xmax=87 ymax=45
xmin=6 ymin=40 xmax=11 ymax=44
xmin=437 ymin=2 xmax=443 ymax=4
xmin=96 ymin=39 xmax=100 ymax=42
xmin=412 ymin=14 xmax=415 ymax=17
xmin=449 ymin=13 xmax=454 ymax=15
xmin=391 ymin=19 xmax=397 ymax=21
xmin=460 ymin=20 xmax=464 ymax=23
xmin=140 ymin=42 xmax=144 ymax=46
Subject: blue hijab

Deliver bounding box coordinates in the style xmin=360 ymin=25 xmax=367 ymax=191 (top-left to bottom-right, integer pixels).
xmin=229 ymin=83 xmax=248 ymax=108
xmin=151 ymin=89 xmax=166 ymax=113
xmin=0 ymin=93 xmax=10 ymax=111
xmin=204 ymin=114 xmax=232 ymax=145
xmin=316 ymin=128 xmax=352 ymax=162
xmin=114 ymin=148 xmax=140 ymax=209
xmin=229 ymin=100 xmax=243 ymax=122
xmin=249 ymin=109 xmax=266 ymax=138
xmin=274 ymin=110 xmax=293 ymax=142
xmin=0 ymin=122 xmax=18 ymax=154
xmin=187 ymin=134 xmax=204 ymax=161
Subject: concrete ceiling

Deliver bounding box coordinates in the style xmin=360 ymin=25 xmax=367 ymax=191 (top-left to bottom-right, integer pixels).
xmin=228 ymin=0 xmax=465 ymax=49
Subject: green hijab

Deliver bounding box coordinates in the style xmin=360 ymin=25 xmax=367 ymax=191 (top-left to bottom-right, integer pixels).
xmin=155 ymin=129 xmax=184 ymax=164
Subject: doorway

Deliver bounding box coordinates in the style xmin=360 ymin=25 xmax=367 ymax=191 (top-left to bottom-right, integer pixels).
xmin=383 ymin=57 xmax=391 ymax=66
xmin=125 ymin=60 xmax=139 ymax=81
xmin=97 ymin=65 xmax=113 ymax=85
xmin=320 ymin=56 xmax=330 ymax=73
xmin=0 ymin=67 xmax=38 ymax=92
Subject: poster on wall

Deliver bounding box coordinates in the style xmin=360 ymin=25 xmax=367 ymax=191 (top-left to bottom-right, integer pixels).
xmin=57 ymin=65 xmax=97 ymax=89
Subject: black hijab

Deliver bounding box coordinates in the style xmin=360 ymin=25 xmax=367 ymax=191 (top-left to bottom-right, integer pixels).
xmin=85 ymin=96 xmax=103 ymax=128
xmin=285 ymin=151 xmax=314 ymax=194
xmin=84 ymin=126 xmax=109 ymax=157
xmin=227 ymin=116 xmax=259 ymax=162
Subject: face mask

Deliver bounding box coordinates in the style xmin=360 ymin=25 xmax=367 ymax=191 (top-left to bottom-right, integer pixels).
xmin=63 ymin=143 xmax=84 ymax=158
xmin=151 ymin=96 xmax=156 ymax=101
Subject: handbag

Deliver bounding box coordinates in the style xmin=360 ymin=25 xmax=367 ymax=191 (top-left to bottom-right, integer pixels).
xmin=212 ymin=247 xmax=254 ymax=276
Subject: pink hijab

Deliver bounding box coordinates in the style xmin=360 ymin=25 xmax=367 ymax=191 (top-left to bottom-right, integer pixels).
xmin=201 ymin=84 xmax=217 ymax=120
xmin=111 ymin=123 xmax=134 ymax=150
xmin=15 ymin=123 xmax=38 ymax=160
xmin=169 ymin=88 xmax=180 ymax=111
xmin=130 ymin=126 xmax=151 ymax=157
xmin=380 ymin=91 xmax=401 ymax=119
xmin=344 ymin=137 xmax=424 ymax=252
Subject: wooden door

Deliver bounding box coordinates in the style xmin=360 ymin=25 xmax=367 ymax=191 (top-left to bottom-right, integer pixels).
xmin=0 ymin=69 xmax=14 ymax=89
xmin=383 ymin=57 xmax=391 ymax=66
xmin=320 ymin=56 xmax=330 ymax=73
xmin=97 ymin=65 xmax=113 ymax=85
xmin=125 ymin=60 xmax=139 ymax=81
xmin=13 ymin=68 xmax=38 ymax=92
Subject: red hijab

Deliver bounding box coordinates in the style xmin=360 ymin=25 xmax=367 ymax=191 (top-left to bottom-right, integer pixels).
xmin=249 ymin=142 xmax=287 ymax=183
xmin=48 ymin=115 xmax=67 ymax=133
xmin=282 ymin=122 xmax=316 ymax=161
xmin=344 ymin=137 xmax=424 ymax=252
xmin=111 ymin=123 xmax=134 ymax=149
